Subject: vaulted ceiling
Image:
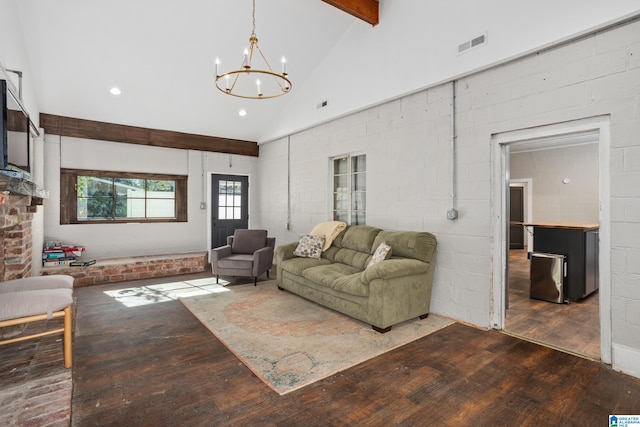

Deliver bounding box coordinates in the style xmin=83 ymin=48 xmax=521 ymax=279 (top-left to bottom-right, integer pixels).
xmin=10 ymin=1 xmax=640 ymax=146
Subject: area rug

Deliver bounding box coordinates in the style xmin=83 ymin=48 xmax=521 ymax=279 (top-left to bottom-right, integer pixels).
xmin=180 ymin=280 xmax=453 ymax=395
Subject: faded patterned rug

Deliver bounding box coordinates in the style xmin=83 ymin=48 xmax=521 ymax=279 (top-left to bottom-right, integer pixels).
xmin=180 ymin=280 xmax=453 ymax=395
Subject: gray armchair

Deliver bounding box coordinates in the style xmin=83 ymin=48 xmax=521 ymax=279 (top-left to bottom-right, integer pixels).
xmin=211 ymin=229 xmax=275 ymax=286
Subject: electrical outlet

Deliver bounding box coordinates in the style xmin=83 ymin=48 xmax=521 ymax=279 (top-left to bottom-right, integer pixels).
xmin=447 ymin=209 xmax=459 ymax=220
xmin=200 ymin=202 xmax=206 ymax=210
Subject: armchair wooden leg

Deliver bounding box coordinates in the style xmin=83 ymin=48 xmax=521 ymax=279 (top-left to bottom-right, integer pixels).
xmin=63 ymin=306 xmax=73 ymax=368
xmin=216 ymin=275 xmax=219 ymax=284
xmin=267 ymin=270 xmax=270 ymax=278
xmin=254 ymin=277 xmax=257 ymax=286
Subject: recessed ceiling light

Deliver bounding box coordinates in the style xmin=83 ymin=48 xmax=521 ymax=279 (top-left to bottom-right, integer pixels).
xmin=238 ymin=109 xmax=247 ymax=117
xmin=110 ymin=87 xmax=122 ymax=95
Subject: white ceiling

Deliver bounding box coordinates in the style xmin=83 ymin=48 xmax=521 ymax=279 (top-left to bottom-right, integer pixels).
xmin=16 ymin=0 xmax=355 ymax=142
xmin=11 ymin=1 xmax=640 ymax=144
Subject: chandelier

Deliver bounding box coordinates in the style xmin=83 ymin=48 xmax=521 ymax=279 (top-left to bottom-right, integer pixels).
xmin=214 ymin=0 xmax=291 ymax=99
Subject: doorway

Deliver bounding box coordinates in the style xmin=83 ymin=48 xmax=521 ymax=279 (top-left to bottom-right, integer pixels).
xmin=491 ymin=116 xmax=612 ymax=364
xmin=210 ymin=174 xmax=249 ymax=248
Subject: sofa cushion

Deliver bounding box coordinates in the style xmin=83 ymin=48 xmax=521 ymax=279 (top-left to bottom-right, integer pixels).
xmin=339 ymin=226 xmax=382 ymax=253
xmin=293 ymin=234 xmax=325 ymax=259
xmin=331 ymin=273 xmax=369 ymax=297
xmin=302 ymin=263 xmax=360 ymax=288
xmin=372 ymin=230 xmax=437 ymax=263
xmin=334 ymin=248 xmax=372 ymax=270
xmin=281 ymin=257 xmax=331 ymax=276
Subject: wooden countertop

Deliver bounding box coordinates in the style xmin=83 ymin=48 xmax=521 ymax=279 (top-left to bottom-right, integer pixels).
xmin=515 ymin=221 xmax=599 ymax=230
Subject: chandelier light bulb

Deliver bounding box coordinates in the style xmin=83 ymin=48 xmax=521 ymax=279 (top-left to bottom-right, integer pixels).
xmin=215 ymin=57 xmax=220 ymax=76
xmin=281 ymin=56 xmax=287 ymax=75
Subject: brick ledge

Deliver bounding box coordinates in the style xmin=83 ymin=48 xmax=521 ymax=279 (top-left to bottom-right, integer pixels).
xmin=40 ymin=251 xmax=209 ymax=287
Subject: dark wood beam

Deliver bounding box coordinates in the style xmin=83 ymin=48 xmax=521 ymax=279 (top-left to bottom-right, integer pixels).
xmin=322 ymin=0 xmax=379 ymax=26
xmin=39 ymin=113 xmax=259 ymax=157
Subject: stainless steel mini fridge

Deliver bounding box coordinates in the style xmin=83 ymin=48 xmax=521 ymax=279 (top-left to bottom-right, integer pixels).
xmin=529 ymin=252 xmax=566 ymax=303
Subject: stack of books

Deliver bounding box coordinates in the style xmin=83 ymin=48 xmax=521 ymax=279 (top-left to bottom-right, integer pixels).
xmin=42 ymin=243 xmax=95 ymax=267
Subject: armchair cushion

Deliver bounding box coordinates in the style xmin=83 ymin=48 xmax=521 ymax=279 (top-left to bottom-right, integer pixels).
xmin=231 ymin=229 xmax=268 ymax=254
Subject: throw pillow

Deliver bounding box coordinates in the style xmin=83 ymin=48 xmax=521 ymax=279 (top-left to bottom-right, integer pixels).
xmin=293 ymin=234 xmax=326 ymax=259
xmin=367 ymin=242 xmax=392 ymax=268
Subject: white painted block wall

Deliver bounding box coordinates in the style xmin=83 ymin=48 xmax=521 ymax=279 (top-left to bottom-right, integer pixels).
xmin=254 ymin=19 xmax=640 ymax=378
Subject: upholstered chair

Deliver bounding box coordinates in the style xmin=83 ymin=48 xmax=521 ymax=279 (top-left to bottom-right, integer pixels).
xmin=211 ymin=229 xmax=275 ymax=286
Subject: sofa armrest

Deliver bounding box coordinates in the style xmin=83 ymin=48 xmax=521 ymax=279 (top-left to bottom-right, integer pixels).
xmin=211 ymin=245 xmax=232 ymax=263
xmin=360 ymin=258 xmax=429 ymax=284
xmin=275 ymin=242 xmax=298 ymax=263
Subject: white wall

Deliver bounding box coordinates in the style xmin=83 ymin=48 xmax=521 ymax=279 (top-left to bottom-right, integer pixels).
xmin=255 ymin=19 xmax=640 ymax=378
xmin=43 ymin=135 xmax=258 ymax=259
xmin=266 ymin=1 xmax=640 ymax=142
xmin=511 ymin=143 xmax=600 ymax=223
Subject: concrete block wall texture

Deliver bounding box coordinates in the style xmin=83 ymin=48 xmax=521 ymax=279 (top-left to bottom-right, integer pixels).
xmin=255 ymin=18 xmax=640 ymax=377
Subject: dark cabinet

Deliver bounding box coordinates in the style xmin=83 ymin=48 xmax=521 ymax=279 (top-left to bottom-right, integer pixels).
xmin=530 ymin=225 xmax=599 ymax=302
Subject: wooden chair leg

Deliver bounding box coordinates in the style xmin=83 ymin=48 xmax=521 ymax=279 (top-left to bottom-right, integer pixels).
xmin=63 ymin=306 xmax=72 ymax=368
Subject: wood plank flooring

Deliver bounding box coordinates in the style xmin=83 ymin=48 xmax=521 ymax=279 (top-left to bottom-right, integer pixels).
xmin=68 ymin=272 xmax=640 ymax=426
xmin=506 ymin=249 xmax=600 ymax=359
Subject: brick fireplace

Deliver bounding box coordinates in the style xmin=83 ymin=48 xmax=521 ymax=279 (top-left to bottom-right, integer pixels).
xmin=0 ymin=193 xmax=35 ymax=281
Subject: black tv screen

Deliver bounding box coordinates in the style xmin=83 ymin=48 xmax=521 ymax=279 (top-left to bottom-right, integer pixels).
xmin=1 ymin=79 xmax=31 ymax=173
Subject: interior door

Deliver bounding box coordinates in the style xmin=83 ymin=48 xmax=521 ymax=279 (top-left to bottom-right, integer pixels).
xmin=509 ymin=186 xmax=525 ymax=249
xmin=211 ymin=174 xmax=249 ymax=248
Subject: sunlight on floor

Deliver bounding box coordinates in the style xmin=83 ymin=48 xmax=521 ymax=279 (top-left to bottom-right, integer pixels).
xmin=104 ymin=277 xmax=231 ymax=307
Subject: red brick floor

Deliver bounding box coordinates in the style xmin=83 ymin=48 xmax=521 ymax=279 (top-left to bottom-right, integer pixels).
xmin=0 ymin=319 xmax=71 ymax=426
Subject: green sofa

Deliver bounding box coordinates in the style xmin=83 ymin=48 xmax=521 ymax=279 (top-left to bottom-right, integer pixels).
xmin=275 ymin=225 xmax=437 ymax=333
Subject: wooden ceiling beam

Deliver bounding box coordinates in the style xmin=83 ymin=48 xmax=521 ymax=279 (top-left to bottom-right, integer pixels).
xmin=40 ymin=113 xmax=259 ymax=157
xmin=322 ymin=0 xmax=379 ymax=26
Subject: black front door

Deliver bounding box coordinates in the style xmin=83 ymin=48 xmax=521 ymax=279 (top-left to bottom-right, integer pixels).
xmin=211 ymin=174 xmax=249 ymax=248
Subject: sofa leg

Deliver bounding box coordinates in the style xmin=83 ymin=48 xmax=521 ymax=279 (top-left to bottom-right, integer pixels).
xmin=419 ymin=313 xmax=429 ymax=320
xmin=372 ymin=325 xmax=392 ymax=333
xmin=267 ymin=270 xmax=270 ymax=278
xmin=277 ymin=286 xmax=284 ymax=291
xmin=216 ymin=275 xmax=219 ymax=284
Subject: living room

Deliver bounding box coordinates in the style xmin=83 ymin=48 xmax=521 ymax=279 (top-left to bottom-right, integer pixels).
xmin=2 ymin=0 xmax=640 ymax=424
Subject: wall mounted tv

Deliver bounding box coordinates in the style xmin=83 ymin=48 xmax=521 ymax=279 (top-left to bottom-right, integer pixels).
xmin=1 ymin=79 xmax=32 ymax=174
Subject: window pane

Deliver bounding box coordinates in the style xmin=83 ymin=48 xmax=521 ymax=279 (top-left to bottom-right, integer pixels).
xmin=115 ymin=178 xmax=144 ymax=197
xmin=147 ymin=199 xmax=175 ymax=218
xmin=219 ymin=181 xmax=228 ymax=194
xmin=125 ymin=198 xmax=146 ymax=218
xmin=226 ymin=207 xmax=234 ymax=219
xmin=83 ymin=176 xmax=113 ymax=197
xmin=334 ymin=211 xmax=348 ymax=222
xmin=352 ymin=155 xmax=366 ymax=173
xmin=352 ymin=172 xmax=366 ymax=191
xmin=219 ymin=195 xmax=226 ymax=206
xmin=334 ymin=175 xmax=348 ymax=191
xmin=85 ymin=197 xmax=113 ymax=218
xmin=352 ymin=192 xmax=366 ymax=210
xmin=351 ymin=211 xmax=366 ymax=225
xmin=147 ymin=179 xmax=174 ymax=193
xmin=233 ymin=181 xmax=242 ymax=195
xmin=233 ymin=207 xmax=241 ymax=219
xmin=219 ymin=207 xmax=226 ymax=220
xmin=334 ymin=158 xmax=348 ymax=174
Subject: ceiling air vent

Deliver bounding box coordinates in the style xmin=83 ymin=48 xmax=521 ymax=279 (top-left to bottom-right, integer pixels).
xmin=458 ymin=32 xmax=487 ymax=54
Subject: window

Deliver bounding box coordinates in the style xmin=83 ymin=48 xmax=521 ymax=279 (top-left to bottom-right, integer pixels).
xmin=332 ymin=154 xmax=366 ymax=225
xmin=60 ymin=169 xmax=187 ymax=224
xmin=218 ymin=179 xmax=242 ymax=220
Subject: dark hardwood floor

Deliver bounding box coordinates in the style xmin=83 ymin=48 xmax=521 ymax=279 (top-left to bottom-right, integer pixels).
xmin=506 ymin=249 xmax=600 ymax=359
xmin=66 ymin=272 xmax=640 ymax=426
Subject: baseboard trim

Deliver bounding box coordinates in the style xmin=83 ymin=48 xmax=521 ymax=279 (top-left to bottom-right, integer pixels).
xmin=613 ymin=343 xmax=640 ymax=379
